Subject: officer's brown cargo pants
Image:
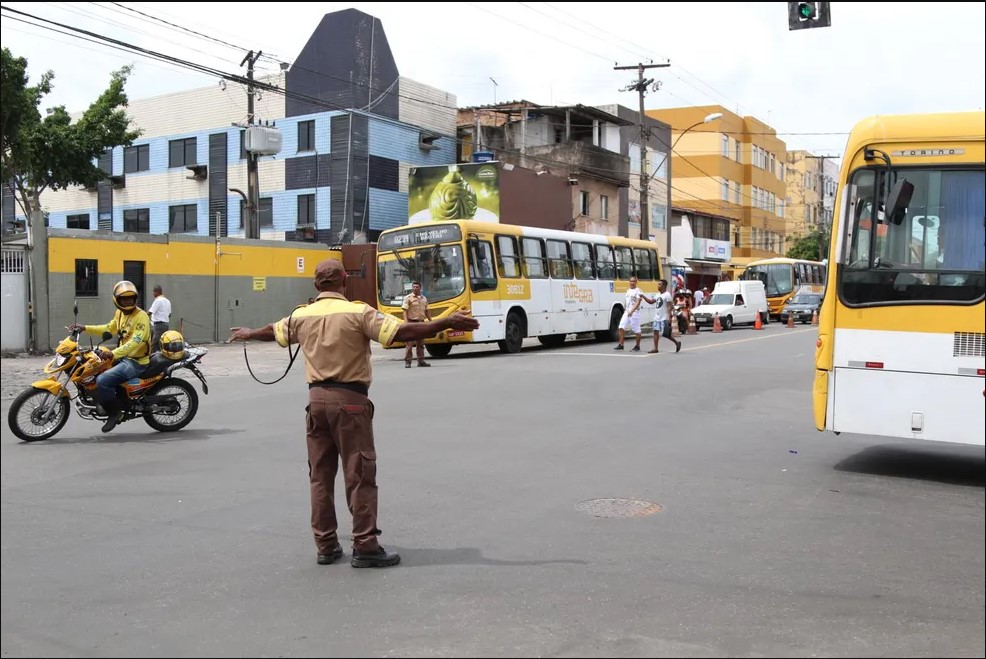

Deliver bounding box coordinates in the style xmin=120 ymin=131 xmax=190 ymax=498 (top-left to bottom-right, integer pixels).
xmin=306 ymin=386 xmax=381 ymax=555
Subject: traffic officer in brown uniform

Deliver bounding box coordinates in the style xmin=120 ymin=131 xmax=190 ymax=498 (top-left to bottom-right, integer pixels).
xmin=228 ymin=259 xmax=479 ymax=568
xmin=401 ymin=281 xmax=431 ymax=368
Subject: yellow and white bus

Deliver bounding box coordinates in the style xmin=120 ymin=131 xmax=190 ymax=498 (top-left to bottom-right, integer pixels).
xmin=739 ymin=257 xmax=827 ymax=317
xmin=376 ymin=221 xmax=664 ymax=356
xmin=813 ymin=111 xmax=985 ymax=446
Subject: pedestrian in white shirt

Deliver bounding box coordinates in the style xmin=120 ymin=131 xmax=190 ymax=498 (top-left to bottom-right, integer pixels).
xmin=614 ymin=276 xmax=645 ymax=351
xmin=642 ymin=279 xmax=681 ymax=354
xmin=148 ymin=285 xmax=172 ymax=352
xmin=694 ymin=287 xmax=706 ymax=306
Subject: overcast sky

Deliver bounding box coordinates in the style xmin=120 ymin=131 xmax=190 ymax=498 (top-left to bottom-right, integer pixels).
xmin=3 ymin=2 xmax=984 ymax=159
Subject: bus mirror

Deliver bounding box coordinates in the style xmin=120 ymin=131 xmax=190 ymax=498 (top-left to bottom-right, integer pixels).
xmin=886 ymin=179 xmax=914 ymax=225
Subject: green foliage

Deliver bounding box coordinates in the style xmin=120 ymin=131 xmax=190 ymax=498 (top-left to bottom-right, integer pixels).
xmin=786 ymin=228 xmax=828 ymax=261
xmin=1 ymin=47 xmax=141 ymax=216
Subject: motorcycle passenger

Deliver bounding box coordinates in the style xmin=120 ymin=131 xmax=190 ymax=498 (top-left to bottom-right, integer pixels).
xmin=68 ymin=280 xmax=152 ymax=433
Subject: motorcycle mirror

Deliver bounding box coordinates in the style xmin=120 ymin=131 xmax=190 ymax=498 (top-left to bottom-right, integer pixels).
xmin=73 ymin=301 xmax=79 ymax=318
xmin=101 ymin=331 xmax=113 ymax=342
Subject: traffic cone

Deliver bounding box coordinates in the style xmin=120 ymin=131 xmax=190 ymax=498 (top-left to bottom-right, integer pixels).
xmin=811 ymin=309 xmax=819 ymax=326
xmin=787 ymin=312 xmax=795 ymax=328
xmin=713 ymin=313 xmax=723 ymax=333
xmin=687 ymin=312 xmax=698 ymax=335
xmin=754 ymin=310 xmax=763 ymax=331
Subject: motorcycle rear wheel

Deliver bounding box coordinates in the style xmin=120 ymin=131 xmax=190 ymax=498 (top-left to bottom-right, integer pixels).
xmin=143 ymin=378 xmax=199 ymax=432
xmin=8 ymin=388 xmax=70 ymax=442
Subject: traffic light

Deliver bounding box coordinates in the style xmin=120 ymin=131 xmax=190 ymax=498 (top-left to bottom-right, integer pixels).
xmin=788 ymin=1 xmax=831 ymax=30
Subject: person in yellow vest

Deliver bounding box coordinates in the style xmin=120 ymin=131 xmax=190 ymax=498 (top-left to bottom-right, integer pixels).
xmin=67 ymin=280 xmax=152 ymax=433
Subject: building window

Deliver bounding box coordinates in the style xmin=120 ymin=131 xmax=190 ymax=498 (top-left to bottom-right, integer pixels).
xmin=600 ymin=195 xmax=609 ymax=220
xmin=168 ymin=137 xmax=197 ymax=167
xmin=770 ymin=153 xmax=776 ymax=176
xmin=240 ymin=129 xmax=248 ymax=160
xmin=66 ymin=213 xmax=90 ymax=229
xmin=721 ymin=134 xmax=729 ymax=157
xmin=169 ymin=204 xmax=198 ymax=233
xmin=297 ymin=193 xmax=315 ymax=226
xmin=652 ymin=150 xmax=667 ymax=179
xmin=75 ymin=259 xmax=98 ymax=297
xmin=721 ymin=180 xmax=729 ymax=201
xmin=123 ymin=145 xmax=150 ymax=173
xmin=123 ymin=208 xmax=150 ymax=233
xmin=733 ymin=182 xmax=741 ymax=204
xmin=298 ymin=120 xmax=315 ymax=152
xmin=240 ymin=197 xmax=273 ymax=228
xmin=735 ymin=139 xmax=741 ymax=162
xmin=579 ymin=190 xmax=589 ymax=216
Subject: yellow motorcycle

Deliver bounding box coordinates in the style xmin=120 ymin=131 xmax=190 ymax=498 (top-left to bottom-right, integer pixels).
xmin=7 ymin=307 xmax=209 ymax=442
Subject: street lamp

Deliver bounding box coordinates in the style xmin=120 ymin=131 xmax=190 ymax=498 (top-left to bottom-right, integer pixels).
xmin=649 ymin=112 xmax=722 ymax=286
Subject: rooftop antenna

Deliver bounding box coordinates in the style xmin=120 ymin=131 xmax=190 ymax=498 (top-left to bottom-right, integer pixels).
xmin=490 ymin=77 xmax=499 ymax=105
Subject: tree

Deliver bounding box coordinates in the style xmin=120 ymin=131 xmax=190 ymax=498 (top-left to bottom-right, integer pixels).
xmin=1 ymin=48 xmax=141 ymax=218
xmin=786 ymin=228 xmax=827 ymax=261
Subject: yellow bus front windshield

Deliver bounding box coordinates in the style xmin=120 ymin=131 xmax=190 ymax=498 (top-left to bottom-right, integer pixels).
xmin=741 ymin=263 xmax=794 ymax=297
xmin=377 ymin=243 xmax=466 ymax=307
xmin=842 ymin=167 xmax=985 ymax=305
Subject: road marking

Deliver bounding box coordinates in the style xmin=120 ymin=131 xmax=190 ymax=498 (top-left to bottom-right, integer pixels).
xmin=539 ymin=328 xmax=816 ymax=358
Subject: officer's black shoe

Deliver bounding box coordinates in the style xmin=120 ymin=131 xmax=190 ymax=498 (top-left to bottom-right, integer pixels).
xmin=316 ymin=544 xmax=344 ymax=565
xmin=350 ymin=546 xmax=401 ymax=568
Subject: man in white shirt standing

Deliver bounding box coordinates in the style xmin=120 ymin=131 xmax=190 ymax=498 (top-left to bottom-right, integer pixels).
xmin=694 ymin=287 xmax=706 ymax=307
xmin=643 ymin=279 xmax=681 ymax=354
xmin=614 ymin=276 xmax=644 ymax=351
xmin=148 ymin=285 xmax=172 ymax=352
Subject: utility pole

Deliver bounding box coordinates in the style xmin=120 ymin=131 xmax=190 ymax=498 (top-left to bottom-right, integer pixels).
xmin=241 ymin=50 xmax=262 ymax=240
xmin=615 ymin=61 xmax=669 ymax=241
xmin=806 ymin=154 xmax=836 ymax=261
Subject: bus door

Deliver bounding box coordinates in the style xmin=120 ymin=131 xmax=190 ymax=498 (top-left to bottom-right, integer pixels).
xmin=520 ymin=236 xmax=552 ymax=336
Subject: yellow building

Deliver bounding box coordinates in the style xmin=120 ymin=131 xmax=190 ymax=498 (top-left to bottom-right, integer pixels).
xmin=646 ymin=105 xmax=788 ymax=275
xmin=784 ymin=150 xmax=837 ymax=244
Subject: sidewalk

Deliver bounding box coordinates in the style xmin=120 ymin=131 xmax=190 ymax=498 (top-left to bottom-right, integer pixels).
xmin=0 ymin=341 xmax=391 ymax=400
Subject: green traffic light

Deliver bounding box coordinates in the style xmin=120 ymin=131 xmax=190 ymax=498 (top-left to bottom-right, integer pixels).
xmin=798 ymin=2 xmax=816 ymax=18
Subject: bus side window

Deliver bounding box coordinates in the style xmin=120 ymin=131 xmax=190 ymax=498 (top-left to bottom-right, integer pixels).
xmin=546 ymin=239 xmax=573 ymax=279
xmin=650 ymin=249 xmax=661 ymax=281
xmin=595 ymin=245 xmax=615 ymax=280
xmin=633 ymin=248 xmax=653 ymax=280
xmin=496 ymin=235 xmax=521 ymax=278
xmin=616 ymin=247 xmax=634 ymax=280
xmin=572 ymin=242 xmax=595 ymax=279
xmin=468 ymin=240 xmax=497 ymax=292
xmin=521 ymin=237 xmax=547 ymax=279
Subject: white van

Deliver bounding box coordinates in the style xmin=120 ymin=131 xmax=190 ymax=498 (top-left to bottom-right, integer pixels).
xmin=691 ymin=280 xmax=769 ymax=330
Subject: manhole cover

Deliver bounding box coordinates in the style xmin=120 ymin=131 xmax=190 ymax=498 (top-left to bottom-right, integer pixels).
xmin=575 ymin=498 xmax=663 ymax=518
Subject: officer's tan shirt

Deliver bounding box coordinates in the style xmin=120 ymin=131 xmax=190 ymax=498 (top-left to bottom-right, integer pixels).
xmin=401 ymin=293 xmax=429 ymax=321
xmin=273 ymin=292 xmax=402 ymax=386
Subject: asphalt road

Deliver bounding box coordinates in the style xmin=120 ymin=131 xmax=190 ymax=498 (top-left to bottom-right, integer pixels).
xmin=2 ymin=324 xmax=983 ymax=658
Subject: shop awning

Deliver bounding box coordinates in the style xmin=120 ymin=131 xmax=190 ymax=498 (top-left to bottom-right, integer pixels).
xmin=684 ymin=258 xmax=727 ymax=267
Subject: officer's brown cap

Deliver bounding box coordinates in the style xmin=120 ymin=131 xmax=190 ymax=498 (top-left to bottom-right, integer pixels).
xmin=313 ymin=259 xmax=346 ymax=287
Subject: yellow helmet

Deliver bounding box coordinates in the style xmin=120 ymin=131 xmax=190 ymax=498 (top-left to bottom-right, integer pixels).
xmin=159 ymin=330 xmax=186 ymax=361
xmin=112 ymin=280 xmax=140 ymax=314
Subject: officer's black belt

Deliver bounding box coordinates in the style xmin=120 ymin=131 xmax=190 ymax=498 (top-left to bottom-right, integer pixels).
xmin=308 ymin=379 xmax=369 ymax=396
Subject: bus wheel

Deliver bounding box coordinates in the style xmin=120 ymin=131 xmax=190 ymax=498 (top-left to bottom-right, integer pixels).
xmin=537 ymin=334 xmax=566 ymax=348
xmin=498 ymin=312 xmax=524 ymax=354
xmin=425 ymin=344 xmax=453 ymax=358
xmin=595 ymin=307 xmax=622 ymax=342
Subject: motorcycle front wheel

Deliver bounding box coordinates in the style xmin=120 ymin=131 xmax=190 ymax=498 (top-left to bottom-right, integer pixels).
xmin=143 ymin=378 xmax=199 ymax=432
xmin=8 ymin=388 xmax=70 ymax=442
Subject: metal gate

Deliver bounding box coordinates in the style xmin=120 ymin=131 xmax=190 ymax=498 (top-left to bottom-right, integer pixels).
xmin=1 ymin=247 xmax=29 ymax=352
